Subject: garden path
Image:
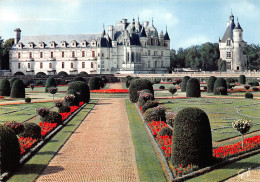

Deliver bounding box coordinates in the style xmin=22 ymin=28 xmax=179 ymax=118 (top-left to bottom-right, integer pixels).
xmin=36 ymin=98 xmax=139 ymax=182
xmin=108 ymin=82 xmax=123 ymax=89
xmin=225 ymin=166 xmax=260 ymax=181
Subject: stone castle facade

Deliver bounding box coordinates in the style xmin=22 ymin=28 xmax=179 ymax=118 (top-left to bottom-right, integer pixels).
xmin=9 ymin=18 xmax=170 ymax=76
xmin=219 ymin=12 xmax=247 ymax=71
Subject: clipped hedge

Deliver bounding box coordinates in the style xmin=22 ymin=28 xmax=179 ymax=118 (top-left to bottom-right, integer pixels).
xmin=239 ymin=74 xmax=246 ymax=84
xmin=142 ymin=100 xmax=159 ymax=113
xmin=88 ymin=77 xmax=104 ymax=90
xmin=9 ymin=78 xmax=18 ymax=88
xmin=186 ymin=78 xmax=201 ymax=97
xmin=129 ymin=78 xmax=154 ymax=103
xmin=172 ymin=107 xmax=212 ymax=168
xmin=10 ymin=79 xmax=25 ymax=98
xmin=213 ymin=78 xmax=227 ymax=95
xmin=19 ymin=123 xmax=41 ymax=140
xmin=181 ymin=76 xmax=190 ymax=92
xmin=0 ymin=125 xmax=21 ymax=174
xmin=245 ymin=93 xmax=253 ymax=99
xmin=42 ymin=111 xmax=63 ymax=125
xmin=68 ymin=81 xmax=90 ymax=103
xmin=0 ymin=79 xmax=11 ymax=96
xmin=45 ymin=76 xmax=57 ymax=93
xmin=207 ymin=76 xmax=217 ymax=93
xmin=73 ymin=76 xmax=85 ymax=82
xmin=64 ymin=89 xmax=80 ymax=106
xmin=138 ymin=89 xmax=154 ymax=107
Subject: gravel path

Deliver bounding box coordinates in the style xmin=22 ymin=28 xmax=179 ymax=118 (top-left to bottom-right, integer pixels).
xmin=36 ymin=98 xmax=139 ymax=182
xmin=225 ymin=166 xmax=260 ymax=182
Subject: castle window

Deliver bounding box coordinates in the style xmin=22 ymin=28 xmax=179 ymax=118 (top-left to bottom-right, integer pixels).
xmin=148 ymin=61 xmax=150 ymax=68
xmin=62 ymin=62 xmax=65 ymax=69
xmin=131 ymin=52 xmax=134 ymax=62
xmin=161 ymin=61 xmax=164 ymax=67
xmin=29 ymin=52 xmax=32 ymax=58
xmin=18 ymin=63 xmax=21 ymax=69
xmin=226 ymin=52 xmax=232 ymax=58
xmin=161 ymin=51 xmax=163 ymax=56
xmin=226 ymin=40 xmax=231 ymax=46
xmin=92 ymin=51 xmax=95 ymax=57
xmin=18 ymin=52 xmax=21 ymax=58
xmin=40 ymin=52 xmax=43 ymax=58
xmin=40 ymin=62 xmax=43 ymax=69
xmin=102 ymin=53 xmax=104 ymax=57
xmin=51 ymin=52 xmax=53 ymax=58
xmin=49 ymin=63 xmax=52 ymax=68
xmin=155 ymin=61 xmax=157 ymax=68
xmin=82 ymin=51 xmax=85 ymax=57
xmin=154 ymin=51 xmax=157 ymax=56
xmin=71 ymin=62 xmax=73 ymax=68
xmin=127 ymin=52 xmax=130 ymax=62
xmin=28 ymin=63 xmax=30 ymax=69
xmin=148 ymin=50 xmax=150 ymax=56
xmin=62 ymin=51 xmax=64 ymax=58
xmin=72 ymin=51 xmax=75 ymax=58
xmin=82 ymin=62 xmax=85 ymax=68
xmin=91 ymin=62 xmax=94 ymax=68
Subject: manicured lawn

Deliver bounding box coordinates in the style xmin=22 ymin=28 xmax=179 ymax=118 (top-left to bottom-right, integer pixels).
xmin=8 ymin=100 xmax=97 ymax=182
xmin=0 ymin=102 xmax=55 ymax=124
xmin=26 ymin=86 xmax=68 ymax=92
xmin=159 ymin=98 xmax=260 ymax=142
xmin=126 ymin=100 xmax=166 ymax=182
xmin=187 ymin=152 xmax=260 ymax=182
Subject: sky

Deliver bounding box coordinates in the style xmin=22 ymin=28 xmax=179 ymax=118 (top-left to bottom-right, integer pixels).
xmin=0 ymin=0 xmax=260 ymax=50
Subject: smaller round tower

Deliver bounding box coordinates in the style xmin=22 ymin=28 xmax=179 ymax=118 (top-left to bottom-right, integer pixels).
xmin=14 ymin=28 xmax=21 ymax=44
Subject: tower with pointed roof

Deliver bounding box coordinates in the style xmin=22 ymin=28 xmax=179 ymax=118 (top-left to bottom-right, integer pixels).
xmin=219 ymin=12 xmax=247 ymax=71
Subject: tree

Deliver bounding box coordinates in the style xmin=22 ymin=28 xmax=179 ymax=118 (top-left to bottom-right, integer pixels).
xmin=218 ymin=58 xmax=227 ymax=71
xmin=0 ymin=38 xmax=14 ymax=70
xmin=169 ymin=87 xmax=177 ymax=98
xmin=232 ymin=119 xmax=252 ymax=148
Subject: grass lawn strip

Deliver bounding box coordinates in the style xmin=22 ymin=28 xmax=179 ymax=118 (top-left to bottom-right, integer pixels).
xmin=126 ymin=100 xmax=167 ymax=182
xmin=187 ymin=151 xmax=260 ymax=182
xmin=7 ymin=100 xmax=97 ymax=182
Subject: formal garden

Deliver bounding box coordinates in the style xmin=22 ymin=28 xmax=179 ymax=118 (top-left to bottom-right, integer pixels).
xmin=0 ymin=74 xmax=260 ymax=181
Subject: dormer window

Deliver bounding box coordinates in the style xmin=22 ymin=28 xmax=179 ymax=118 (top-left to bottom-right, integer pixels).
xmin=39 ymin=41 xmax=45 ymax=48
xmin=61 ymin=41 xmax=67 ymax=48
xmin=226 ymin=40 xmax=231 ymax=46
xmin=91 ymin=40 xmax=96 ymax=47
xmin=18 ymin=43 xmax=23 ymax=49
xmin=28 ymin=42 xmax=34 ymax=49
xmin=71 ymin=40 xmax=77 ymax=47
xmin=50 ymin=41 xmax=56 ymax=48
xmin=81 ymin=40 xmax=87 ymax=47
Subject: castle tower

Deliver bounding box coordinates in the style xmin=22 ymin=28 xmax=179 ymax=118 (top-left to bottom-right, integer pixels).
xmin=233 ymin=19 xmax=246 ymax=71
xmin=14 ymin=28 xmax=21 ymax=44
xmin=164 ymin=26 xmax=170 ymax=49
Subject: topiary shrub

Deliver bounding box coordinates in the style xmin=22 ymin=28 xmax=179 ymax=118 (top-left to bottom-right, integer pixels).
xmin=25 ymin=97 xmax=31 ymax=103
xmin=239 ymin=75 xmax=246 ymax=84
xmin=73 ymin=76 xmax=85 ymax=82
xmin=252 ymin=87 xmax=259 ymax=92
xmin=42 ymin=111 xmax=63 ymax=125
xmin=159 ymin=85 xmax=165 ymax=89
xmin=186 ymin=78 xmax=201 ymax=97
xmin=173 ymin=78 xmax=182 ymax=85
xmin=138 ymin=89 xmax=154 ymax=107
xmin=68 ymin=81 xmax=90 ymax=103
xmin=9 ymin=78 xmax=18 ymax=88
xmin=10 ymin=79 xmax=25 ymax=98
xmin=144 ymin=106 xmax=166 ymax=123
xmin=248 ymin=81 xmax=259 ymax=87
xmin=166 ymin=111 xmax=176 ymax=127
xmin=45 ymin=76 xmax=57 ymax=92
xmin=171 ymin=107 xmax=212 ymax=168
xmin=129 ymin=78 xmax=154 ymax=103
xmin=54 ymin=100 xmax=71 ymax=113
xmin=88 ymin=77 xmax=104 ymax=90
xmin=64 ymin=89 xmax=80 ymax=106
xmin=4 ymin=121 xmax=25 ymax=135
xmin=169 ymin=87 xmax=177 ymax=98
xmin=207 ymin=76 xmax=217 ymax=93
xmin=126 ymin=77 xmax=140 ymax=88
xmin=36 ymin=80 xmax=43 ymax=86
xmin=181 ymin=76 xmax=190 ymax=92
xmin=0 ymin=125 xmax=21 ymax=174
xmin=19 ymin=123 xmax=41 ymax=139
xmin=0 ymin=79 xmax=11 ymax=96
xmin=245 ymin=92 xmax=253 ymax=99
xmin=213 ymin=78 xmax=227 ymax=95
xmin=158 ymin=127 xmax=172 ymax=137
xmin=142 ymin=100 xmax=159 ymax=113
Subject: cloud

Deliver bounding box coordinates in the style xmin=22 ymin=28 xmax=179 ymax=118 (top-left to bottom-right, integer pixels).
xmin=178 ymin=35 xmax=210 ymax=48
xmin=139 ymin=8 xmax=179 ymax=27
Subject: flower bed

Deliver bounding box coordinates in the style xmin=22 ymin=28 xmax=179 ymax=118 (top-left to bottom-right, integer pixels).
xmin=19 ymin=137 xmax=38 ymax=155
xmin=90 ymin=89 xmax=129 ymax=93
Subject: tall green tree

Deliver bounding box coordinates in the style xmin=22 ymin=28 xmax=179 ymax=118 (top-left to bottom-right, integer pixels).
xmin=1 ymin=38 xmax=14 ymax=70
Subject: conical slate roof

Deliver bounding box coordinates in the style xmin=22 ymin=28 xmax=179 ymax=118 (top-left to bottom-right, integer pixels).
xmin=234 ymin=22 xmax=242 ymax=30
xmin=164 ymin=31 xmax=170 ymax=40
xmin=140 ymin=27 xmax=147 ymax=37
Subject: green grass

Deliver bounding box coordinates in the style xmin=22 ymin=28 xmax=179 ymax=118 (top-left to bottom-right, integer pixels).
xmin=8 ymin=100 xmax=97 ymax=182
xmin=126 ymin=99 xmax=166 ymax=182
xmin=0 ymin=102 xmax=55 ymax=124
xmin=26 ymin=86 xmax=68 ymax=92
xmin=159 ymin=98 xmax=260 ymax=142
xmin=187 ymin=152 xmax=260 ymax=182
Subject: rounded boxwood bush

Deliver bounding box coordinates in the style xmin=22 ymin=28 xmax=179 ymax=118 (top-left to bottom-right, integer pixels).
xmin=126 ymin=77 xmax=140 ymax=88
xmin=144 ymin=106 xmax=166 ymax=123
xmin=239 ymin=75 xmax=246 ymax=84
xmin=213 ymin=78 xmax=227 ymax=95
xmin=4 ymin=121 xmax=25 ymax=135
xmin=19 ymin=123 xmax=41 ymax=139
xmin=25 ymin=97 xmax=31 ymax=103
xmin=248 ymin=81 xmax=259 ymax=87
xmin=245 ymin=93 xmax=253 ymax=99
xmin=158 ymin=127 xmax=172 ymax=137
xmin=11 ymin=79 xmax=25 ymax=98
xmin=159 ymin=85 xmax=165 ymax=89
xmin=45 ymin=76 xmax=57 ymax=92
xmin=64 ymin=89 xmax=80 ymax=106
xmin=0 ymin=79 xmax=11 ymax=96
xmin=142 ymin=100 xmax=159 ymax=113
xmin=129 ymin=78 xmax=154 ymax=103
xmin=68 ymin=81 xmax=90 ymax=103
xmin=42 ymin=111 xmax=63 ymax=125
xmin=181 ymin=76 xmax=190 ymax=92
xmin=88 ymin=77 xmax=104 ymax=90
xmin=73 ymin=76 xmax=85 ymax=82
xmin=9 ymin=78 xmax=18 ymax=88
xmin=138 ymin=89 xmax=154 ymax=107
xmin=252 ymin=87 xmax=259 ymax=92
xmin=171 ymin=107 xmax=212 ymax=168
xmin=0 ymin=125 xmax=21 ymax=174
xmin=207 ymin=76 xmax=217 ymax=93
xmin=186 ymin=78 xmax=201 ymax=97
